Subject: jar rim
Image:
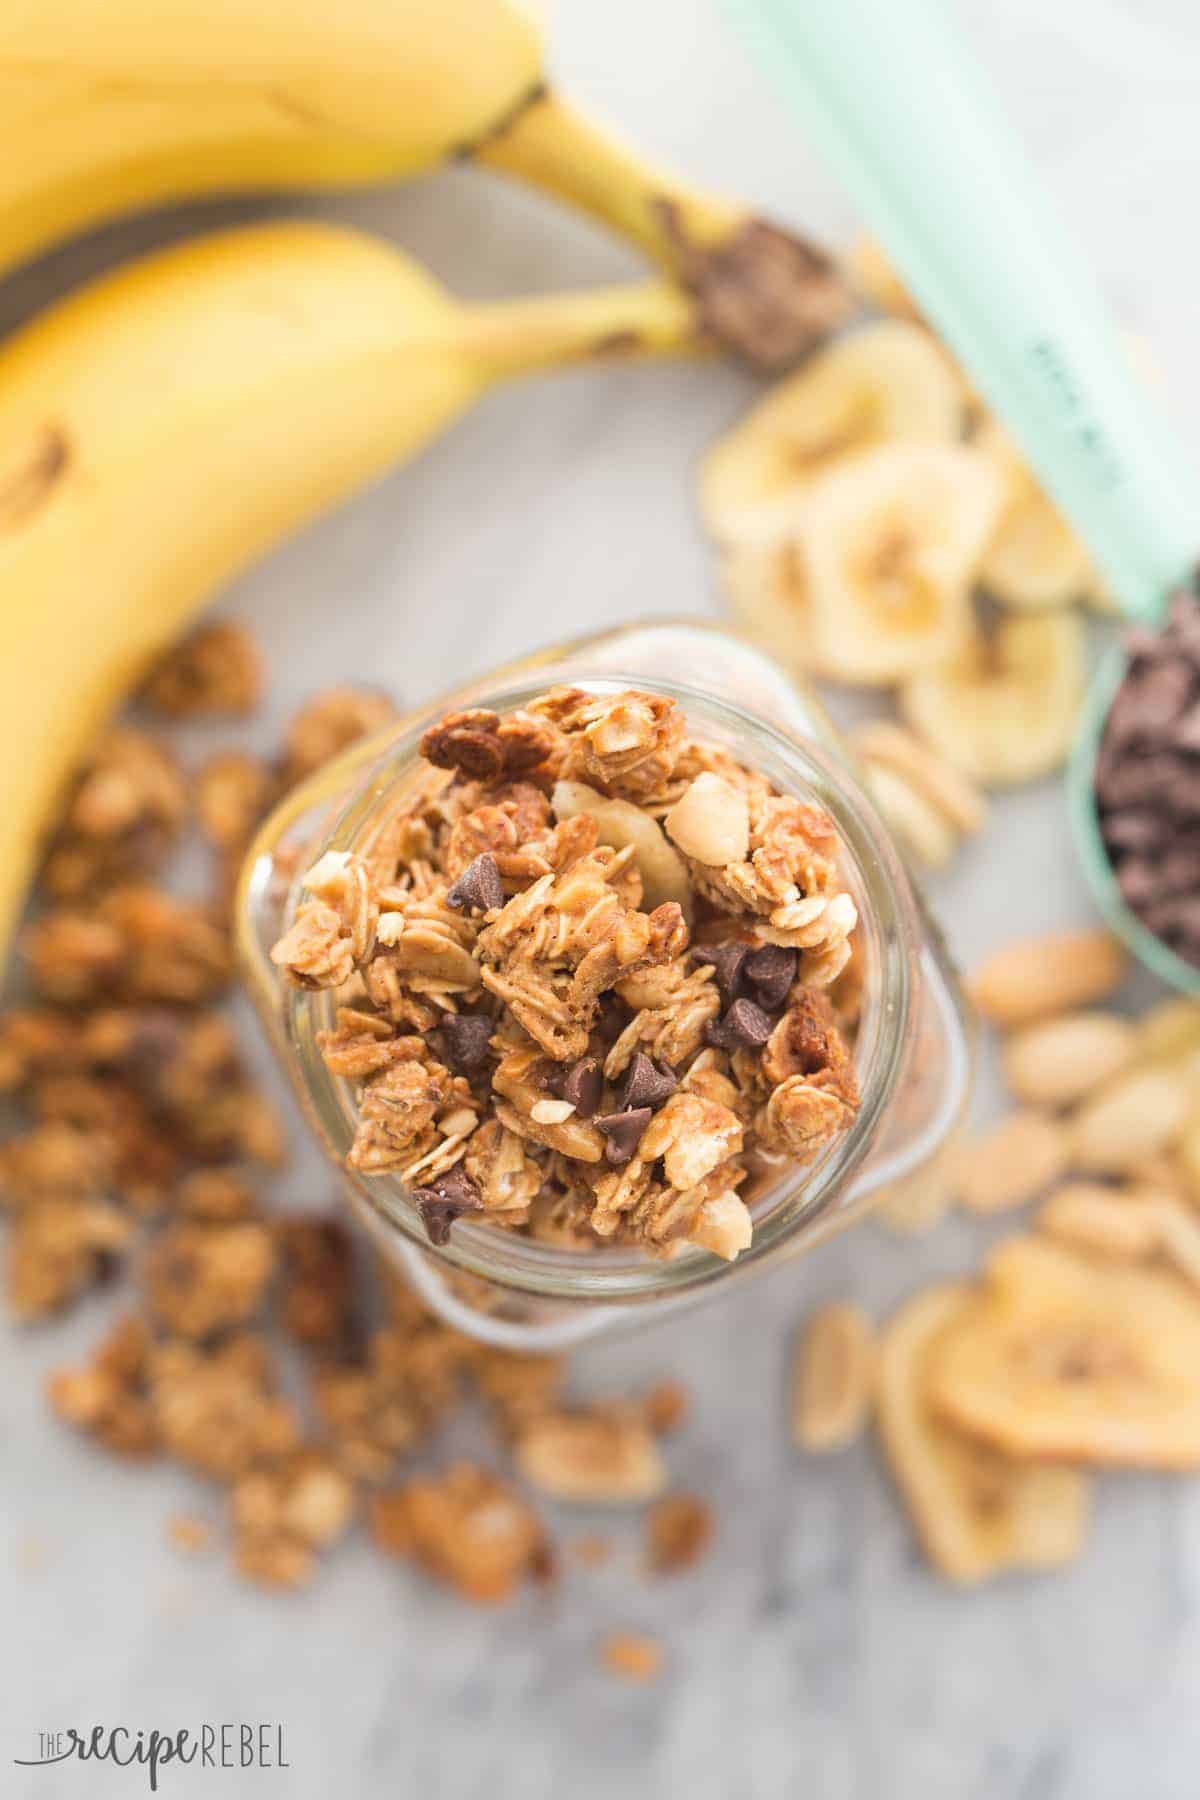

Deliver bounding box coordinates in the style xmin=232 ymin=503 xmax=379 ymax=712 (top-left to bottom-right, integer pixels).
xmin=282 ymin=667 xmax=916 ymax=1303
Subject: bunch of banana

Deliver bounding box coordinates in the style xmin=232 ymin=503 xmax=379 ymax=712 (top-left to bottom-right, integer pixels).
xmin=702 ymin=234 xmax=1111 ymax=823
xmin=0 ymin=0 xmax=851 ymax=368
xmin=0 ymin=221 xmax=701 ymax=954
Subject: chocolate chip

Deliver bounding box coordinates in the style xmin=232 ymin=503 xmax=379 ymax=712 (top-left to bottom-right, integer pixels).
xmin=616 ymin=1052 xmax=677 ymax=1112
xmin=595 ymin=1107 xmax=652 ymax=1166
xmin=743 ymin=944 xmax=798 ymax=1012
xmin=439 ymin=1012 xmax=493 ymax=1075
xmin=1101 ymin=810 xmax=1166 ymax=852
xmin=692 ymin=942 xmax=750 ymax=1007
xmin=1116 ymin=858 xmax=1158 ymax=909
xmin=409 ymin=1167 xmax=482 ymax=1246
xmin=445 ymin=852 xmax=503 ymax=914
xmin=1161 ymin=847 xmax=1200 ymax=897
xmin=561 ymin=1055 xmax=603 ymax=1118
xmin=1096 ymin=752 xmax=1181 ymax=811
xmin=705 ymin=997 xmax=774 ymax=1052
xmin=1169 ymin=771 xmax=1200 ymax=817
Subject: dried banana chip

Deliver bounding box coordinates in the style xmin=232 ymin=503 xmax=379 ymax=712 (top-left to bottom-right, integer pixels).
xmin=877 ymin=1284 xmax=1089 ymax=1584
xmin=853 ymin=720 xmax=987 ymax=837
xmin=799 ymin=444 xmax=1004 ymax=686
xmin=791 ymin=1300 xmax=876 ymax=1452
xmin=956 ymin=1109 xmax=1069 ymax=1214
xmin=930 ymin=1236 xmax=1200 ymax=1468
xmin=862 ymin=761 xmax=958 ymax=870
xmin=699 ymin=320 xmax=963 ymax=543
xmin=900 ymin=612 xmax=1085 ymax=787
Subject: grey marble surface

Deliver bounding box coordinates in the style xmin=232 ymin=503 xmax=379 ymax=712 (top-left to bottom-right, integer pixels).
xmin=5 ymin=3 xmax=1200 ymax=1796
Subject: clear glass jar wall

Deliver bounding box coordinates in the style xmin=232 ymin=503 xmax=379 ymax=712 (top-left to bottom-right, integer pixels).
xmin=236 ymin=622 xmax=973 ymax=1348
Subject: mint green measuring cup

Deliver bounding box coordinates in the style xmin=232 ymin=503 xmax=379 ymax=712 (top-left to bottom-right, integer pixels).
xmin=726 ymin=0 xmax=1200 ymax=991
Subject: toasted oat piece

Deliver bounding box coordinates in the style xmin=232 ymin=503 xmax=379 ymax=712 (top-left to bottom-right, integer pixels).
xmin=955 ymin=1110 xmax=1069 ymax=1214
xmin=930 ymin=1237 xmax=1200 ymax=1468
xmin=969 ymin=929 xmax=1126 ymax=1029
xmin=877 ymin=1283 xmax=1089 ymax=1583
xmin=791 ymin=1300 xmax=875 ymax=1451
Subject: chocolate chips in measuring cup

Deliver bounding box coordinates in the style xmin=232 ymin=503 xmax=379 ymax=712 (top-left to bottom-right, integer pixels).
xmin=1097 ymin=585 xmax=1200 ymax=966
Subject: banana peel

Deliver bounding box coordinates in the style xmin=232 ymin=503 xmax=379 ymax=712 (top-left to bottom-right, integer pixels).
xmin=0 ymin=0 xmax=852 ymax=368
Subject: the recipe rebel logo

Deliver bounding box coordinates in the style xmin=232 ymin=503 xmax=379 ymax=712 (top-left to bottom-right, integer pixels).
xmin=14 ymin=1723 xmax=290 ymax=1790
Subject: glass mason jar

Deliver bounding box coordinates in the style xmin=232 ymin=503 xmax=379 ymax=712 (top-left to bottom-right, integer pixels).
xmin=235 ymin=621 xmax=973 ymax=1350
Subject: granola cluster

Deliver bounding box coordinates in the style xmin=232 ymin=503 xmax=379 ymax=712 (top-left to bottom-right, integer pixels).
xmin=3 ymin=629 xmax=712 ymax=1620
xmin=271 ymin=687 xmax=862 ymax=1260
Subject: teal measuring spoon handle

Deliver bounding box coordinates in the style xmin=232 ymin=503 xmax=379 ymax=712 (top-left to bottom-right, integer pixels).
xmin=726 ymin=0 xmax=1198 ymax=621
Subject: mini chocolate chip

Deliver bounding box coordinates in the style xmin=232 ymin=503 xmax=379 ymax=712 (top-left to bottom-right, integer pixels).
xmin=1168 ymin=772 xmax=1200 ymax=817
xmin=705 ymin=997 xmax=774 ymax=1052
xmin=1096 ymin=753 xmax=1183 ymax=811
xmin=692 ymin=942 xmax=750 ymax=1007
xmin=743 ymin=944 xmax=798 ymax=1012
xmin=1116 ymin=858 xmax=1159 ymax=909
xmin=445 ymin=852 xmax=503 ymax=914
xmin=439 ymin=1012 xmax=493 ymax=1075
xmin=595 ymin=1107 xmax=652 ymax=1166
xmin=1161 ymin=847 xmax=1200 ymax=897
xmin=616 ymin=1052 xmax=677 ymax=1112
xmin=410 ymin=1167 xmax=482 ymax=1246
xmin=561 ymin=1055 xmax=603 ymax=1118
xmin=1102 ymin=810 xmax=1167 ymax=852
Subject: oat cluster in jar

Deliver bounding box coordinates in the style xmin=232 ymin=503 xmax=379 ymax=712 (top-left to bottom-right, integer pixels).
xmin=269 ymin=686 xmax=862 ymax=1260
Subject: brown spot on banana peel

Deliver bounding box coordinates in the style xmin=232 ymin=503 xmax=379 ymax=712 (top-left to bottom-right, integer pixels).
xmin=0 ymin=426 xmax=70 ymax=530
xmin=657 ymin=201 xmax=856 ymax=372
xmin=453 ymin=79 xmax=549 ymax=161
xmin=589 ymin=329 xmax=643 ymax=357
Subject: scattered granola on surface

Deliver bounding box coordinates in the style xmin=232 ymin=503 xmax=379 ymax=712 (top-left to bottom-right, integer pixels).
xmin=2 ymin=638 xmax=716 ymax=1614
xmin=271 ymin=686 xmax=862 ymax=1259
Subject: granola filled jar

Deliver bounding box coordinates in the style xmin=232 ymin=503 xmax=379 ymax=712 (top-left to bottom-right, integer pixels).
xmin=237 ymin=622 xmax=972 ymax=1348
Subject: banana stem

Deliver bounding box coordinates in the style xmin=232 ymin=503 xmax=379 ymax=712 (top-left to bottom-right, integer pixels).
xmin=475 ymin=87 xmax=738 ymax=262
xmin=474 ymin=88 xmax=857 ymax=371
xmin=455 ymin=278 xmax=700 ymax=384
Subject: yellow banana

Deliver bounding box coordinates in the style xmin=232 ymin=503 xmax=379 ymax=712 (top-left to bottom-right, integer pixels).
xmin=0 ymin=0 xmax=851 ymax=366
xmin=0 ymin=219 xmax=697 ymax=956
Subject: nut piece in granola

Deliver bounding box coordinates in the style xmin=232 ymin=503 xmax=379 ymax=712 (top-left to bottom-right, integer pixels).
xmin=877 ymin=1283 xmax=1089 ymax=1584
xmin=929 ymin=1237 xmax=1200 ymax=1468
xmin=792 ymin=1300 xmax=876 ymax=1452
